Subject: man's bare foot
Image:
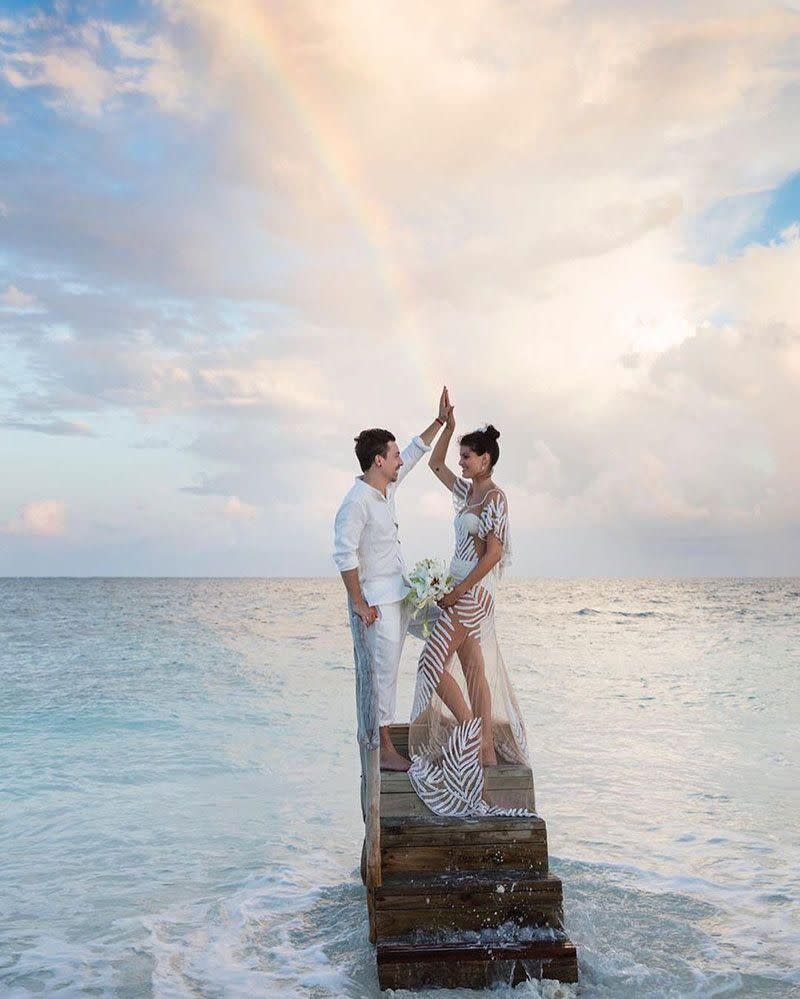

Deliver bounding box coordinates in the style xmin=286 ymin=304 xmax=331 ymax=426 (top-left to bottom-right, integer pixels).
xmin=380 ymin=750 xmax=411 ymax=772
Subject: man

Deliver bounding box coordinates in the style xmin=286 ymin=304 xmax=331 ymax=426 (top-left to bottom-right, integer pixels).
xmin=333 ymin=388 xmax=450 ymax=771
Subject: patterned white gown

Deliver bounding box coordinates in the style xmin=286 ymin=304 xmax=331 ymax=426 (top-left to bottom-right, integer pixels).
xmin=407 ymin=479 xmax=532 ymax=817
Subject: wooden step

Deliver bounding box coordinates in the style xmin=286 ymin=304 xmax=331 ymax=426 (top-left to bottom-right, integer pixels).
xmin=388 ymin=723 xmax=408 ymax=754
xmin=380 ymin=764 xmax=535 ymax=816
xmin=377 ymin=935 xmax=579 ymax=990
xmin=374 ymin=870 xmax=565 ymax=938
xmin=388 ymin=722 xmax=527 ymax=765
xmin=372 ymin=726 xmax=578 ymax=989
xmin=381 ymin=813 xmax=548 ymax=877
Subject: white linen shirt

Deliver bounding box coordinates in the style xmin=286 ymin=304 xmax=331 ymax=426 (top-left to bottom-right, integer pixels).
xmin=333 ymin=436 xmax=431 ymax=606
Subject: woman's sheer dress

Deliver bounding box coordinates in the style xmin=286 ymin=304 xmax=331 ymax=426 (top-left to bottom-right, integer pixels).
xmin=408 ymin=480 xmax=532 ymax=817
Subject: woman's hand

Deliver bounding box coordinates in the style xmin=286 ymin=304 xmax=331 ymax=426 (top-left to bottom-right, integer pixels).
xmin=437 ymin=586 xmax=462 ymax=609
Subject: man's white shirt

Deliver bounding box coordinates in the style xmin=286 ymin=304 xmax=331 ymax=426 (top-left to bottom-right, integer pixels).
xmin=333 ymin=436 xmax=431 ymax=606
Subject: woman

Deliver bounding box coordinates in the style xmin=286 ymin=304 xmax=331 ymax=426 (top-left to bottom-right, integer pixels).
xmin=408 ymin=396 xmax=532 ymax=817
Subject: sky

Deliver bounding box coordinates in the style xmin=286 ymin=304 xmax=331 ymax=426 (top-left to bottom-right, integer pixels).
xmin=1 ymin=0 xmax=800 ymax=577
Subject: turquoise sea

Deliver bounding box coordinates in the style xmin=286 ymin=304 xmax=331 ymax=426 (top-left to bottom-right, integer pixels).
xmin=1 ymin=577 xmax=799 ymax=997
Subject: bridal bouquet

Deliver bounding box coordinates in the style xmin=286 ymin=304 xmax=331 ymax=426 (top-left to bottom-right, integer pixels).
xmin=405 ymin=558 xmax=454 ymax=639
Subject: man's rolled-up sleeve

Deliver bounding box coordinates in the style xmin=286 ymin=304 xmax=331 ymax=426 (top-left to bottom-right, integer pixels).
xmin=333 ymin=499 xmax=366 ymax=572
xmin=395 ymin=435 xmax=432 ymax=486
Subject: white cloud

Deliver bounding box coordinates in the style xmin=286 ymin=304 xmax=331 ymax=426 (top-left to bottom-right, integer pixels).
xmin=5 ymin=500 xmax=68 ymax=538
xmin=703 ymin=224 xmax=800 ymax=328
xmin=1 ymin=284 xmax=40 ymax=310
xmin=0 ymin=15 xmax=192 ymax=116
xmin=223 ymin=496 xmax=259 ymax=519
xmin=3 ymin=47 xmax=113 ymax=115
xmin=1 ymin=418 xmax=95 ymax=437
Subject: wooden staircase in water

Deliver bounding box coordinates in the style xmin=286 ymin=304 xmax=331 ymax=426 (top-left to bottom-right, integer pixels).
xmin=361 ymin=723 xmax=579 ymax=991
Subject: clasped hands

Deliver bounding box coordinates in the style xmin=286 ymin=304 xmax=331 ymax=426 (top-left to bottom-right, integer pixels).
xmin=354 ymin=601 xmax=379 ymax=627
xmin=438 ymin=386 xmax=455 ymax=429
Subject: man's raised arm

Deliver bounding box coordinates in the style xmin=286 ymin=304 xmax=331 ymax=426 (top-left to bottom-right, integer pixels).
xmin=396 ymin=386 xmax=449 ymax=485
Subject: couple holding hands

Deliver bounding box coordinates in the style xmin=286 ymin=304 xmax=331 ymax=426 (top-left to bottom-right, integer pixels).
xmin=333 ymin=388 xmax=530 ymax=818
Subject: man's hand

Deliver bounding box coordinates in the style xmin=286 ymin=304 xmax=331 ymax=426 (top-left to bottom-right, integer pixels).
xmin=354 ymin=599 xmax=379 ymax=627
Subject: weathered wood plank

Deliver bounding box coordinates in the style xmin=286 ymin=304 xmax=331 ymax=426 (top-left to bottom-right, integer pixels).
xmin=376 ymin=871 xmax=564 ymax=905
xmin=381 ymin=812 xmax=546 ymax=842
xmin=382 ymin=830 xmax=546 ymax=848
xmin=380 ymin=764 xmax=532 ymax=789
xmin=376 ymin=903 xmax=564 ymax=938
xmin=374 ymin=872 xmax=564 ymax=937
xmin=381 ymin=842 xmax=547 ymax=877
xmin=382 ymin=811 xmax=543 ymax=828
xmin=380 ymin=812 xmax=548 ymax=873
xmin=349 ymin=606 xmax=381 ymax=943
xmin=387 ymin=723 xmax=409 ymax=756
xmin=388 ymin=723 xmax=530 ymax=765
xmin=377 ymin=938 xmax=579 ymax=989
xmin=380 ymin=789 xmax=535 ymax=817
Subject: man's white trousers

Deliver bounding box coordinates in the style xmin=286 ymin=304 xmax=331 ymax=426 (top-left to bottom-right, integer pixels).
xmin=363 ymin=598 xmax=411 ymax=727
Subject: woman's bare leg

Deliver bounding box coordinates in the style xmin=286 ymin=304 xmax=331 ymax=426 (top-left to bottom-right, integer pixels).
xmin=435 ymin=669 xmax=472 ymax=724
xmin=458 ymin=638 xmax=496 ymax=765
xmin=413 ymin=603 xmax=493 ymax=760
xmin=414 ymin=607 xmax=471 ymax=724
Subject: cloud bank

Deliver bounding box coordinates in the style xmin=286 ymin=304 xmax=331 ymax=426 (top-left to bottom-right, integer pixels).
xmin=1 ymin=0 xmax=799 ymax=575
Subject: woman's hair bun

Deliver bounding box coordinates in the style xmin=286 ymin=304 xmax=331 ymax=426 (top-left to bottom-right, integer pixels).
xmin=460 ymin=424 xmax=501 ymax=466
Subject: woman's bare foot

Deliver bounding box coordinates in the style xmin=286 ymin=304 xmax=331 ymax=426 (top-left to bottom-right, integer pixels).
xmin=381 ymin=749 xmax=411 ymax=772
xmin=481 ymin=750 xmax=498 ymax=767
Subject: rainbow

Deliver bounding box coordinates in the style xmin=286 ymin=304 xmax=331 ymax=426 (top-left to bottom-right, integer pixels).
xmin=201 ymin=0 xmax=437 ymax=368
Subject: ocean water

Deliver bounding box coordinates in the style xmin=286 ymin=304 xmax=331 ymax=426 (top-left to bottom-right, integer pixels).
xmin=1 ymin=577 xmax=798 ymax=998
